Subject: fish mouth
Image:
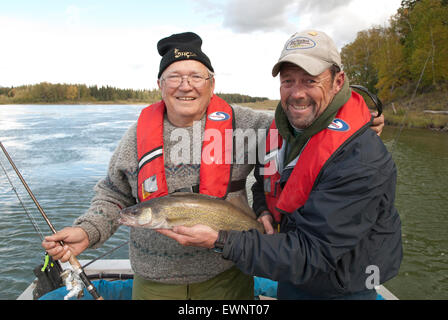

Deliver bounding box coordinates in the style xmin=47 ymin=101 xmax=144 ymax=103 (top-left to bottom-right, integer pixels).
xmin=118 ymin=215 xmax=137 ymax=226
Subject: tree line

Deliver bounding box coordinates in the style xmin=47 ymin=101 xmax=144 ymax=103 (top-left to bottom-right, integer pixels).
xmin=0 ymin=82 xmax=268 ymax=105
xmin=341 ymin=0 xmax=448 ymax=103
xmin=0 ymin=83 xmax=162 ymax=104
xmin=215 ymin=93 xmax=268 ymax=103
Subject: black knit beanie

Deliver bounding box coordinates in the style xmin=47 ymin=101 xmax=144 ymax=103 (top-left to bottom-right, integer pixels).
xmin=157 ymin=32 xmax=214 ymax=79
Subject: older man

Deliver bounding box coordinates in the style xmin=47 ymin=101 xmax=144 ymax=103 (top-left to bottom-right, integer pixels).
xmin=42 ymin=32 xmax=274 ymax=299
xmin=159 ymin=30 xmax=402 ymax=300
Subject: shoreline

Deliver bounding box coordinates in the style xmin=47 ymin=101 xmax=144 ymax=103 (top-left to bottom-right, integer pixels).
xmin=0 ymin=101 xmax=150 ymax=106
xmin=1 ymin=100 xmax=447 ymax=132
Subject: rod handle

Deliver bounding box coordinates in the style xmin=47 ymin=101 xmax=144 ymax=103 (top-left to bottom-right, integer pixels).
xmin=68 ymin=255 xmax=82 ymax=268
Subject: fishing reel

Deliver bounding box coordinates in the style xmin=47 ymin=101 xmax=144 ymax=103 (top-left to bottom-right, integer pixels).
xmin=60 ymin=268 xmax=85 ymax=300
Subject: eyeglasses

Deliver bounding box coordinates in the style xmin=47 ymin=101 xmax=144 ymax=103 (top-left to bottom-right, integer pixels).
xmin=161 ymin=74 xmax=212 ymax=88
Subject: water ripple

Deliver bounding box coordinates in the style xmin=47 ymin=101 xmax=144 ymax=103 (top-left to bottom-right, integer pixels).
xmin=0 ymin=107 xmax=446 ymax=299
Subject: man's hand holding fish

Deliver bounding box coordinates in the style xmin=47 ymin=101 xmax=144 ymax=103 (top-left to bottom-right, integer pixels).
xmin=156 ymin=225 xmax=217 ymax=249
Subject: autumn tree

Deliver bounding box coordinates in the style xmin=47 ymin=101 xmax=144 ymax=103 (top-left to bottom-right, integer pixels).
xmin=407 ymin=0 xmax=448 ymax=89
xmin=341 ymin=0 xmax=447 ymax=102
xmin=374 ymin=26 xmax=409 ymax=101
xmin=341 ymin=28 xmax=382 ymax=94
xmin=65 ymin=85 xmax=78 ymax=101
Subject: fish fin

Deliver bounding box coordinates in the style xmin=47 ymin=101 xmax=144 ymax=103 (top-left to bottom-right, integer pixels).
xmin=151 ymin=220 xmax=172 ymax=229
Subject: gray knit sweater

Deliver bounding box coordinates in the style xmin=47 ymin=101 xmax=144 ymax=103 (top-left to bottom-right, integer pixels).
xmin=74 ymin=104 xmax=273 ymax=284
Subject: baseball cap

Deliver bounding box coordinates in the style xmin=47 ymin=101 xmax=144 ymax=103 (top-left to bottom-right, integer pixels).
xmin=272 ymin=30 xmax=342 ymax=77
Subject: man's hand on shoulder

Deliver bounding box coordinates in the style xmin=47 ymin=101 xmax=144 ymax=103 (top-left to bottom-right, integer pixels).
xmin=371 ymin=112 xmax=384 ymax=136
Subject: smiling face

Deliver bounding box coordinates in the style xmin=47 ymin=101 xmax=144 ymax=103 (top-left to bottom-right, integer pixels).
xmin=158 ymin=60 xmax=215 ymax=127
xmin=279 ymin=63 xmax=344 ymax=129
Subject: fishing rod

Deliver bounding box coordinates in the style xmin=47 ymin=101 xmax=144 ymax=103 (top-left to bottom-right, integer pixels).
xmin=1 ymin=153 xmax=65 ymax=298
xmin=82 ymin=240 xmax=129 ymax=269
xmin=0 ymin=141 xmax=104 ymax=300
xmin=0 ymin=159 xmax=45 ymax=241
xmin=388 ymin=50 xmax=432 ymax=154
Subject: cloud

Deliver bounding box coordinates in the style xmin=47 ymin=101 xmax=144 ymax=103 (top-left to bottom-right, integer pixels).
xmin=193 ymin=0 xmax=401 ymax=47
xmin=195 ymin=26 xmax=283 ymax=99
xmin=297 ymin=0 xmax=353 ymax=13
xmin=222 ymin=0 xmax=294 ymax=33
xmin=194 ymin=0 xmax=357 ymax=33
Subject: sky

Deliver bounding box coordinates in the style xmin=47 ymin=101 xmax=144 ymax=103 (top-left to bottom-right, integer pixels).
xmin=0 ymin=0 xmax=403 ymax=100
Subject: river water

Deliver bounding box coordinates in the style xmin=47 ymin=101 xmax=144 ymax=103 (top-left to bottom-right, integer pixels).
xmin=0 ymin=104 xmax=446 ymax=300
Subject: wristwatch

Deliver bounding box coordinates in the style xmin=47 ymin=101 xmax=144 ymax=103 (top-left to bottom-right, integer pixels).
xmin=213 ymin=230 xmax=228 ymax=253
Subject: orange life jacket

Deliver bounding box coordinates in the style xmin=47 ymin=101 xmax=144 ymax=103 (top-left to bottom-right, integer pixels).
xmin=136 ymin=94 xmax=234 ymax=202
xmin=263 ymin=91 xmax=372 ymax=222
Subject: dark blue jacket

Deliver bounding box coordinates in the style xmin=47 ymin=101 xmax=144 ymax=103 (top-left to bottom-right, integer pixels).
xmin=222 ymin=127 xmax=403 ymax=299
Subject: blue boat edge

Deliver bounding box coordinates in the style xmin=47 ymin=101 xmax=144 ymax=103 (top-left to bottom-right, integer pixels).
xmin=17 ymin=259 xmax=398 ymax=300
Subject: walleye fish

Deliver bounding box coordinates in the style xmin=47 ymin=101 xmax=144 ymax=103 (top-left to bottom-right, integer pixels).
xmin=118 ymin=192 xmax=264 ymax=233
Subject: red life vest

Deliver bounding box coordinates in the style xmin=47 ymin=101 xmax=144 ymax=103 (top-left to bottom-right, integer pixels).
xmin=136 ymin=94 xmax=234 ymax=202
xmin=263 ymin=91 xmax=372 ymax=222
